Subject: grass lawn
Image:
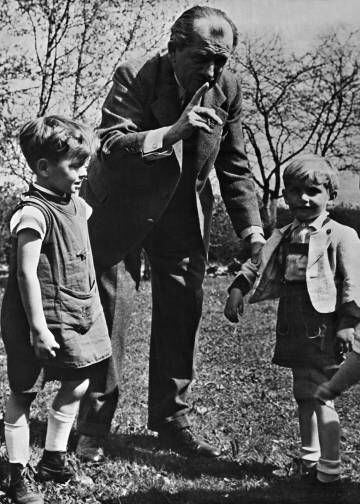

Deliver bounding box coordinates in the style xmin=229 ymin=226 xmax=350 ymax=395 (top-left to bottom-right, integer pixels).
xmin=1 ymin=276 xmax=360 ymax=503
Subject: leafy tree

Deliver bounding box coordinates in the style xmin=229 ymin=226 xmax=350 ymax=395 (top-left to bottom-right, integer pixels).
xmin=0 ymin=0 xmax=195 ymax=181
xmin=235 ymin=30 xmax=360 ymax=232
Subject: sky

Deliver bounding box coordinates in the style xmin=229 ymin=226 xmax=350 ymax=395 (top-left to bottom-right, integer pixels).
xmin=210 ymin=0 xmax=360 ymax=51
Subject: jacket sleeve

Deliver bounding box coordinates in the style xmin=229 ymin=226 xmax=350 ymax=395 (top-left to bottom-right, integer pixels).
xmin=336 ymin=226 xmax=360 ymax=319
xmin=97 ymin=62 xmax=151 ymax=165
xmin=228 ymin=257 xmax=261 ymax=295
xmin=215 ymin=78 xmax=262 ymax=235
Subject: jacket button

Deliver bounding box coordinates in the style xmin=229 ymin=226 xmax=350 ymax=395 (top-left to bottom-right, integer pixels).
xmin=147 ymin=218 xmax=154 ymax=223
xmin=326 ymin=229 xmax=331 ymax=234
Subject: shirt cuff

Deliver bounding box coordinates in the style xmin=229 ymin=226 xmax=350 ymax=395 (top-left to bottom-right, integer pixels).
xmin=142 ymin=127 xmax=173 ymax=160
xmin=240 ymin=226 xmax=265 ymax=243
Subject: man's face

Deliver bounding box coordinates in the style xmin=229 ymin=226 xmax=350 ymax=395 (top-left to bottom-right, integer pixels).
xmin=169 ymin=16 xmax=233 ymax=99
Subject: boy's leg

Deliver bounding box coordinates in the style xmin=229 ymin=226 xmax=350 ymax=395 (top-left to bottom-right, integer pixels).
xmin=4 ymin=392 xmax=34 ymax=466
xmin=296 ymin=398 xmax=320 ymax=472
xmin=5 ymin=391 xmax=43 ymax=504
xmin=315 ymin=400 xmax=341 ymax=483
xmin=292 ymin=369 xmax=320 ymax=474
xmin=316 ymin=351 xmax=360 ymax=401
xmin=37 ymin=379 xmax=89 ymax=483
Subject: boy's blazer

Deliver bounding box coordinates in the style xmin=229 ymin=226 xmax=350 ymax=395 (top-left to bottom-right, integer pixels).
xmin=232 ymin=219 xmax=360 ymax=314
xmin=84 ymin=52 xmax=261 ymax=268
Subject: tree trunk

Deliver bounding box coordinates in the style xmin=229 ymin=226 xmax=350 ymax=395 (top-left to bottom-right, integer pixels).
xmin=260 ymin=197 xmax=278 ymax=237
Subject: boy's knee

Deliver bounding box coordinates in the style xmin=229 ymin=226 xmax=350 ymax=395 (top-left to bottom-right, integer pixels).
xmin=63 ymin=379 xmax=90 ymax=401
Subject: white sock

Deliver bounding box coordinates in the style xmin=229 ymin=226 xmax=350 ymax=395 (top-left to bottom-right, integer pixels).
xmin=317 ymin=457 xmax=341 ymax=483
xmin=301 ymin=446 xmax=320 ymax=468
xmin=45 ymin=407 xmax=77 ymax=452
xmin=4 ymin=417 xmax=29 ymax=466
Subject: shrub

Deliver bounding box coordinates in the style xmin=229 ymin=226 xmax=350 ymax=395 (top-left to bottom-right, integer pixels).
xmin=0 ymin=183 xmax=22 ymax=264
xmin=209 ymin=195 xmax=250 ymax=263
xmin=210 ymin=197 xmax=360 ymax=264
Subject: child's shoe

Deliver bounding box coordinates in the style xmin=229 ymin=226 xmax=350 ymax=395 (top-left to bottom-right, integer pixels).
xmin=36 ymin=450 xmax=73 ymax=483
xmin=291 ymin=457 xmax=317 ymax=481
xmin=8 ymin=463 xmax=44 ymax=504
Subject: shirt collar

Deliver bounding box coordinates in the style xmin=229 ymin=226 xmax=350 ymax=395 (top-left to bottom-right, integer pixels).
xmin=291 ymin=211 xmax=329 ymax=232
xmin=33 ymin=182 xmax=66 ymax=198
xmin=31 ymin=182 xmax=71 ymax=204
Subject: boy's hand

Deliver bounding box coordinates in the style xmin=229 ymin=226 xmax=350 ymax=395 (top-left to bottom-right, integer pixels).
xmin=224 ymin=288 xmax=244 ymax=323
xmin=336 ymin=327 xmax=355 ymax=354
xmin=31 ymin=328 xmax=60 ymax=360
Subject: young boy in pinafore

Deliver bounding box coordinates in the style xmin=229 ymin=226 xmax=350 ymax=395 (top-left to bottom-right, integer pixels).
xmin=1 ymin=116 xmax=112 ymax=504
xmin=224 ymin=154 xmax=360 ymax=484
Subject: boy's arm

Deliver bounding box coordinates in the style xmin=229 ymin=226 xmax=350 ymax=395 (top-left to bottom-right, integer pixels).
xmin=17 ymin=229 xmax=60 ymax=359
xmin=224 ymin=255 xmax=262 ymax=323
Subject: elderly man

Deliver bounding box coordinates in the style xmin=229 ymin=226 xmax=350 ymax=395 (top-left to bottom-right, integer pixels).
xmin=77 ymin=5 xmax=263 ymax=459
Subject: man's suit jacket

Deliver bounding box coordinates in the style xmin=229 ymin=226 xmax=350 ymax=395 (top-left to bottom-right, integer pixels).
xmin=85 ymin=52 xmax=261 ymax=268
xmin=230 ymin=219 xmax=360 ymax=315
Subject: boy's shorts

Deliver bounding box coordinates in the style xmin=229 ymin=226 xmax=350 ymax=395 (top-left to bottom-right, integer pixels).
xmin=292 ymin=367 xmax=336 ymax=407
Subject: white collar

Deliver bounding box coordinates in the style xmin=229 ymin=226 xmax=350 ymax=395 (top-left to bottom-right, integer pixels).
xmin=33 ymin=182 xmax=66 ymax=198
xmin=291 ymin=211 xmax=329 ymax=232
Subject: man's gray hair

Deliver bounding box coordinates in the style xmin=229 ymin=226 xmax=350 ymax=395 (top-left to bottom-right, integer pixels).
xmin=168 ymin=5 xmax=238 ymax=53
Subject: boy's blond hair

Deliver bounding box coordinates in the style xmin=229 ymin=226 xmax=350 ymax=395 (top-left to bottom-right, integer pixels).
xmin=283 ymin=154 xmax=339 ymax=200
xmin=19 ymin=115 xmax=94 ymax=173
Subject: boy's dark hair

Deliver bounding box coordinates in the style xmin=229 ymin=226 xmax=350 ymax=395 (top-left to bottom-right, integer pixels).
xmin=19 ymin=115 xmax=94 ymax=173
xmin=168 ymin=5 xmax=238 ymax=53
xmin=283 ymin=154 xmax=339 ymax=200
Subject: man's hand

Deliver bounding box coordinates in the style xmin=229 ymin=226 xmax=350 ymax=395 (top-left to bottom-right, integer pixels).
xmin=224 ymin=288 xmax=244 ymax=323
xmin=336 ymin=327 xmax=355 ymax=354
xmin=164 ymin=83 xmax=223 ymax=146
xmin=32 ymin=327 xmax=60 ymax=360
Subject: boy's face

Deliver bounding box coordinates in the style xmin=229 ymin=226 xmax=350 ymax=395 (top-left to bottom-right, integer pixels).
xmin=39 ymin=153 xmax=88 ymax=194
xmin=283 ymin=180 xmax=331 ymax=222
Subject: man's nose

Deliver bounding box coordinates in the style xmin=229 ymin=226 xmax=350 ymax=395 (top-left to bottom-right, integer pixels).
xmin=78 ymin=166 xmax=87 ymax=179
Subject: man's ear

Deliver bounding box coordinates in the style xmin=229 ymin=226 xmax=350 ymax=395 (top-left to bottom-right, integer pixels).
xmin=36 ymin=158 xmax=50 ymax=178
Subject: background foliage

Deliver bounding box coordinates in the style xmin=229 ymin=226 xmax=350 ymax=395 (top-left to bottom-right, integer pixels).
xmin=0 ymin=0 xmax=359 ymax=258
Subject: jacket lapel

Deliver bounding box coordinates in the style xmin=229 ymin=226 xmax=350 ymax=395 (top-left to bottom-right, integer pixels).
xmin=307 ymin=223 xmax=332 ymax=268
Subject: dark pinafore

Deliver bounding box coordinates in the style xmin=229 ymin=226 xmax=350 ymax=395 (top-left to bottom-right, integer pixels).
xmin=0 ymin=186 xmax=111 ymax=393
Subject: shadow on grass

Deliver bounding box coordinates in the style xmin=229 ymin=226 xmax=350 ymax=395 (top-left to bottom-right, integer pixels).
xmin=103 ymin=432 xmax=278 ymax=480
xmin=101 ymin=478 xmax=360 ymax=504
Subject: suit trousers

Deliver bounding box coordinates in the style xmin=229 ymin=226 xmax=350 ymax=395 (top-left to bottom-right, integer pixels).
xmin=77 ymin=243 xmax=206 ymax=436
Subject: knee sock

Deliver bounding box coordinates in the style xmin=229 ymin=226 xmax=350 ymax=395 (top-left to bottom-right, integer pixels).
xmin=4 ymin=416 xmax=29 ymax=467
xmin=44 ymin=407 xmax=77 ymax=452
xmin=301 ymin=446 xmax=320 ymax=468
xmin=317 ymin=457 xmax=341 ymax=483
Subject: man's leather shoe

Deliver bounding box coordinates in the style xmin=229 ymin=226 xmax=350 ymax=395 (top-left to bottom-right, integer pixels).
xmin=157 ymin=426 xmax=221 ymax=458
